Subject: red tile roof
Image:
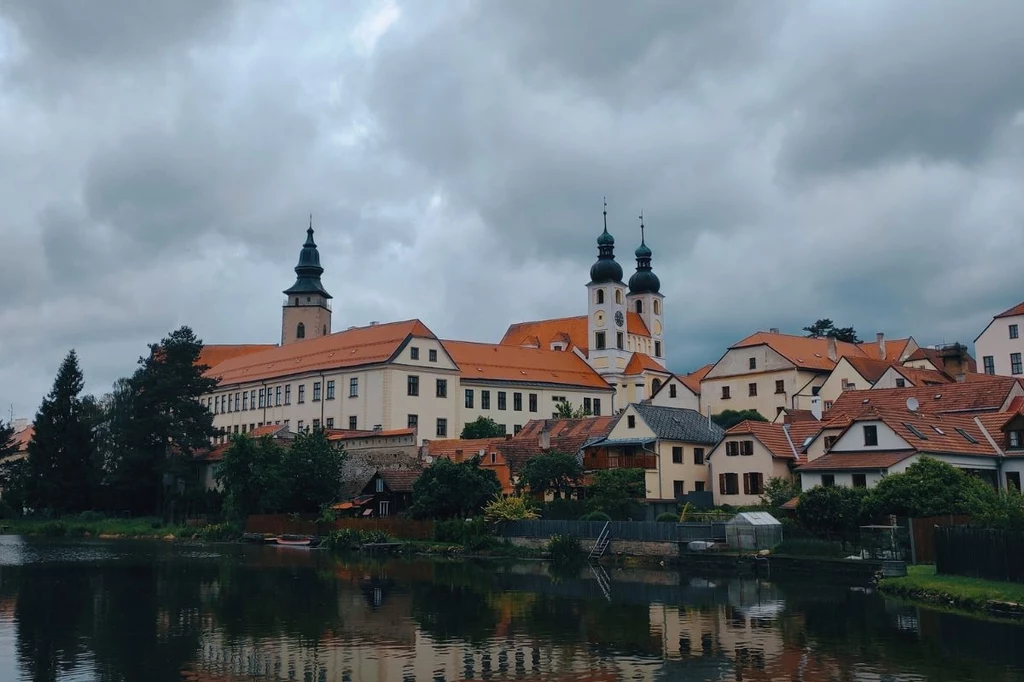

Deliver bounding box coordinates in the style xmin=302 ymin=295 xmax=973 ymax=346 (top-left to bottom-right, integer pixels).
xmin=781 ymin=409 xmax=820 ymax=423
xmin=826 ymin=408 xmax=999 ymax=457
xmin=995 ymin=302 xmax=1024 ymax=319
xmin=721 ymin=420 xmax=820 ymax=460
xmin=680 ymin=364 xmax=713 ymax=394
xmin=206 ymin=319 xmax=436 ymax=385
xmin=624 ymin=352 xmax=669 ymax=375
xmin=891 ymin=365 xmax=953 ymax=386
xmin=499 ymin=312 xmax=652 ymax=355
xmin=905 ymin=347 xmax=978 ymax=374
xmin=857 ymin=338 xmax=912 ymax=362
xmin=442 ymin=340 xmax=612 ymax=390
xmin=200 ymin=424 xmax=289 ymax=462
xmin=798 ymin=450 xmax=917 ymax=471
xmin=730 ymin=332 xmax=869 ymax=372
xmin=326 ymin=428 xmax=416 ymax=442
xmin=844 ymin=356 xmax=896 ymax=383
xmin=198 ymin=344 xmax=277 ymax=370
xmin=423 ymin=437 xmax=507 ymax=461
xmin=825 ymin=374 xmax=1021 ymax=419
xmin=378 ymin=469 xmax=421 ymax=493
xmin=499 ymin=416 xmax=615 ymax=472
xmin=11 ymin=426 xmax=33 ymax=453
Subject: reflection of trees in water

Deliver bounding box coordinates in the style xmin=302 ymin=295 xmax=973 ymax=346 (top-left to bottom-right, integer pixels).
xmin=410 ymin=581 xmax=499 ymax=644
xmin=14 ymin=568 xmax=93 ymax=682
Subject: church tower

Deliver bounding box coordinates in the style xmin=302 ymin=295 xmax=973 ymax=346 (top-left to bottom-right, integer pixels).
xmin=627 ymin=213 xmax=665 ymax=366
xmin=586 ymin=201 xmax=630 ymax=378
xmin=281 ymin=217 xmax=332 ymax=346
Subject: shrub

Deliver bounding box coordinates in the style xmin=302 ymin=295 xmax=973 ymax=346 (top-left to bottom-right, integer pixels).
xmin=542 ymin=498 xmax=586 ymax=520
xmin=76 ymin=510 xmax=105 ymax=523
xmin=656 ymin=512 xmax=678 ymax=523
xmin=323 ymin=529 xmax=364 ymax=550
xmin=362 ymin=530 xmax=392 ymax=544
xmin=484 ymin=494 xmax=538 ymax=523
xmin=40 ymin=520 xmax=67 ymax=537
xmin=579 ymin=511 xmax=611 ymax=522
xmin=194 ymin=523 xmax=240 ymax=541
xmin=435 ymin=518 xmax=489 ymax=544
xmin=0 ymin=500 xmax=16 ymax=520
xmin=548 ymin=534 xmax=582 ymax=566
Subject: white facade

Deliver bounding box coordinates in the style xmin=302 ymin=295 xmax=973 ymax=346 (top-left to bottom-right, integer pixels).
xmin=975 ymin=309 xmax=1024 ymax=377
xmin=648 ymin=376 xmax=700 ymax=411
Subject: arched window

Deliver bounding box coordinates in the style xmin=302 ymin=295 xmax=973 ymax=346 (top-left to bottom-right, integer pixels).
xmin=653 ymin=299 xmax=660 ymax=315
xmin=615 ymin=289 xmax=623 ymax=304
xmin=296 ymin=322 xmax=306 ymax=339
xmin=652 ymin=378 xmax=662 ymax=394
xmin=635 ymin=300 xmax=643 ymax=314
xmin=323 ymin=325 xmax=327 ymax=335
xmin=595 ymin=289 xmax=605 ymax=305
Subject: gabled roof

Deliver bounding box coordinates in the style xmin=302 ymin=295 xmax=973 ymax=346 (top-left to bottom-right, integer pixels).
xmin=326 ymin=428 xmax=416 ymax=442
xmin=718 ymin=420 xmax=820 ymax=460
xmin=499 ymin=312 xmax=652 ymax=355
xmin=826 ymin=374 xmax=1021 ymax=419
xmin=627 ymin=404 xmax=723 ymax=444
xmin=995 ymin=301 xmax=1024 ymax=319
xmin=797 ymin=450 xmax=917 ymax=472
xmin=779 ymin=409 xmax=820 ymax=424
xmin=728 ymin=332 xmax=868 ymax=372
xmin=888 ymin=365 xmax=952 ymax=386
xmin=377 ymin=469 xmax=421 ymax=493
xmin=197 ymin=344 xmax=277 ymax=370
xmin=442 ymin=340 xmax=613 ymax=390
xmin=843 ymin=356 xmax=895 ymax=384
xmin=11 ymin=426 xmax=33 ymax=453
xmin=680 ymin=364 xmax=713 ymax=395
xmin=423 ymin=437 xmax=506 ymax=461
xmin=200 ymin=423 xmax=290 ymax=462
xmin=624 ymin=353 xmax=670 ymax=376
xmin=905 ymin=346 xmax=978 ymax=374
xmin=206 ymin=319 xmax=436 ymax=385
xmin=857 ymin=337 xmax=913 ymax=362
xmin=499 ymin=417 xmax=615 ymax=472
xmin=829 ymin=408 xmax=999 ymax=457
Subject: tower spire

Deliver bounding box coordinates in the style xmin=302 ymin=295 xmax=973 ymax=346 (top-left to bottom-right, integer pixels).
xmin=639 ymin=210 xmax=645 ymax=245
xmin=628 ymin=211 xmax=659 ymax=294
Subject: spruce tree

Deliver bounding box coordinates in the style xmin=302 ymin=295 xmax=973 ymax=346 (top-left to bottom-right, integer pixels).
xmin=26 ymin=350 xmax=97 ymax=513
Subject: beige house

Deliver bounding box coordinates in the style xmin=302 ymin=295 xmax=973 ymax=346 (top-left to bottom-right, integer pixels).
xmin=975 ymin=301 xmax=1024 ymax=377
xmin=582 ymin=403 xmax=723 ymax=500
xmin=817 ymin=356 xmax=893 ymax=409
xmin=645 ymin=367 xmax=706 ymax=412
xmin=706 ymin=419 xmax=821 ymax=506
xmin=872 ymin=364 xmax=951 ymax=390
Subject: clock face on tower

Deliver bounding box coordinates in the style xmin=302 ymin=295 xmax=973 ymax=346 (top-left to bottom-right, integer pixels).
xmin=614 ymin=311 xmax=624 ymax=328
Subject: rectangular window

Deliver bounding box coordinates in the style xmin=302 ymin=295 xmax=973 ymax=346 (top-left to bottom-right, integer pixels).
xmin=513 ymin=392 xmax=522 ymax=411
xmin=273 ymin=386 xmax=280 ymax=406
xmin=226 ymin=394 xmax=231 ymax=413
xmin=375 ymin=477 xmax=384 ymax=493
xmin=242 ymin=392 xmax=249 ymax=410
xmin=407 ymin=375 xmax=419 ymax=396
xmin=410 ymin=347 xmax=420 ymax=360
xmin=852 ymin=473 xmax=867 ymax=488
xmin=821 ymin=474 xmax=836 ymax=487
xmin=313 ymin=382 xmax=322 ymax=401
xmin=726 ymin=441 xmax=739 ymax=456
xmin=741 ymin=440 xmax=754 ymax=456
xmin=616 ymin=332 xmax=624 ymax=350
xmin=824 ymin=436 xmax=837 ymax=450
xmin=298 ymin=385 xmax=305 ymax=403
xmin=326 ymin=380 xmax=335 ymax=400
xmin=670 ymin=384 xmax=677 ymax=398
xmin=1011 ymin=324 xmax=1019 ymax=339
xmin=326 ymin=417 xmax=334 ymax=429
xmin=743 ymin=473 xmax=764 ymax=496
xmin=983 ymin=356 xmax=995 ymax=375
xmin=408 ymin=414 xmax=418 ymax=429
xmin=1012 ymin=353 xmax=1023 ymax=375
xmin=595 ymin=331 xmax=606 ymax=350
xmin=284 ymin=384 xmax=291 ymax=405
xmin=233 ymin=424 xmax=239 ymax=434
xmin=863 ymin=424 xmax=878 ymax=446
xmin=749 ymin=357 xmax=757 ymax=370
xmin=895 ymin=378 xmax=906 ymax=388
xmin=481 ymin=390 xmax=491 ymax=410
xmin=436 ymin=418 xmax=448 ymax=438
xmin=593 ymin=399 xmax=601 ymax=416
xmin=313 ymin=418 xmax=320 ymax=429
xmin=349 ymin=377 xmax=358 ymax=397
xmin=719 ymin=473 xmax=739 ymax=495
xmin=654 ymin=341 xmax=662 ymax=357
xmin=1007 ymin=472 xmax=1022 ymax=491
xmin=694 ymin=481 xmax=705 ymax=492
xmin=583 ymin=397 xmax=592 ymax=414
xmin=234 ymin=393 xmax=240 ymax=411
xmin=429 ymin=349 xmax=437 ymax=362
xmin=721 ymin=386 xmax=731 ymax=400
xmin=529 ymin=393 xmax=538 ymax=412
xmin=436 ymin=379 xmax=448 ymax=398
xmin=694 ymin=447 xmax=705 ymax=465
xmin=349 ymin=416 xmax=357 ymax=430
xmin=627 ymin=415 xmax=636 ymax=428
xmin=748 ymin=382 xmax=757 ymax=397
xmin=775 ymin=380 xmax=785 ymax=394
xmin=1010 ymin=430 xmax=1022 ymax=449
xmin=258 ymin=389 xmax=265 ymax=408
xmin=497 ymin=392 xmax=507 ymax=410
xmin=672 ymin=446 xmax=683 ymax=464
xmin=297 ymin=419 xmax=304 ymax=432
xmin=514 ymin=424 xmax=522 ymax=435
xmin=673 ymin=480 xmax=685 ymax=499
xmin=464 ymin=389 xmax=474 ymax=409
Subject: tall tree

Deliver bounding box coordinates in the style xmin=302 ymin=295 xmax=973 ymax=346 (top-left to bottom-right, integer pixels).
xmin=277 ymin=429 xmax=347 ymax=514
xmin=0 ymin=421 xmax=15 ymax=460
xmin=803 ymin=318 xmax=861 ymax=343
xmin=107 ymin=326 xmax=218 ymax=516
xmin=586 ymin=468 xmax=646 ymax=520
xmin=26 ymin=351 xmax=98 ymax=513
xmin=409 ymin=457 xmax=501 ymax=519
xmin=0 ymin=421 xmax=25 ymax=515
xmin=515 ymin=451 xmax=583 ymax=499
xmin=554 ymin=400 xmax=591 ymax=419
xmin=460 ymin=416 xmax=505 ymax=439
xmin=216 ymin=434 xmax=286 ymax=520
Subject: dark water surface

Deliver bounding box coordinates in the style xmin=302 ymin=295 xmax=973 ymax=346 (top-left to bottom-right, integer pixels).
xmin=0 ymin=536 xmax=1021 ymax=681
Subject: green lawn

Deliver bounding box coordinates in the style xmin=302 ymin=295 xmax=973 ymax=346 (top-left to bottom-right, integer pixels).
xmin=0 ymin=516 xmax=238 ymax=540
xmin=880 ymin=564 xmax=1024 ymax=611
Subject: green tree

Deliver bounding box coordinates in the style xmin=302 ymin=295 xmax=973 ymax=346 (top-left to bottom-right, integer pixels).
xmin=460 ymin=416 xmax=505 ymax=439
xmin=0 ymin=421 xmax=25 ymax=515
xmin=760 ymin=476 xmax=801 ymax=509
xmin=796 ymin=485 xmax=867 ymax=542
xmin=803 ymin=318 xmax=861 ymax=343
xmin=26 ymin=350 xmax=99 ymax=513
xmin=862 ymin=457 xmax=999 ymax=519
xmin=277 ymin=429 xmax=347 ymax=513
xmin=0 ymin=421 xmax=15 ymax=460
xmin=586 ymin=468 xmax=646 ymax=520
xmin=515 ymin=451 xmax=583 ymax=499
xmin=711 ymin=409 xmax=767 ymax=430
xmin=106 ymin=326 xmax=218 ymax=516
xmin=410 ymin=457 xmax=501 ymax=519
xmin=554 ymin=400 xmax=591 ymax=419
xmin=216 ymin=435 xmax=286 ymax=520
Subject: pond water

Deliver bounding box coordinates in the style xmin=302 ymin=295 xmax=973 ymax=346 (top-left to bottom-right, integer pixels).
xmin=0 ymin=536 xmax=1021 ymax=681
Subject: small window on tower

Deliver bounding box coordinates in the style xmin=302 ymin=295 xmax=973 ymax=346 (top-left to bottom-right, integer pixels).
xmin=296 ymin=322 xmax=305 ymax=339
xmin=615 ymin=289 xmax=623 ymax=304
xmin=596 ymin=289 xmax=605 ymax=305
xmin=595 ymin=332 xmax=606 ymax=350
xmin=653 ymin=300 xmax=660 ymax=315
xmin=635 ymin=300 xmax=643 ymax=314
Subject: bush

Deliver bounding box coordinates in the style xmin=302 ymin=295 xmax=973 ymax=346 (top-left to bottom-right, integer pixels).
xmin=323 ymin=529 xmax=365 ymax=550
xmin=543 ymin=499 xmax=586 ymax=520
xmin=434 ymin=518 xmax=489 ymax=545
xmin=579 ymin=511 xmax=611 ymax=522
xmin=483 ymin=494 xmax=538 ymax=523
xmin=194 ymin=523 xmax=240 ymax=541
xmin=656 ymin=512 xmax=678 ymax=523
xmin=77 ymin=510 xmax=105 ymax=523
xmin=0 ymin=500 xmax=16 ymax=520
xmin=548 ymin=534 xmax=582 ymax=566
xmin=40 ymin=520 xmax=67 ymax=537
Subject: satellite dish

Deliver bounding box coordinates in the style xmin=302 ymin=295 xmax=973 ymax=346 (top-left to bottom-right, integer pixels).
xmin=906 ymin=397 xmax=919 ymax=412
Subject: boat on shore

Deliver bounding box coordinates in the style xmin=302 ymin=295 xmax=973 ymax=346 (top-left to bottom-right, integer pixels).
xmin=274 ymin=534 xmax=322 ymax=548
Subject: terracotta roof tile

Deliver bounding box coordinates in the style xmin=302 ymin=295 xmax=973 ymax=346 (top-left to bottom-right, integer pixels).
xmin=326 ymin=428 xmax=416 ymax=441
xmin=197 ymin=344 xmax=277 ymax=370
xmin=905 ymin=347 xmax=978 ymax=374
xmin=891 ymin=365 xmax=952 ymax=386
xmin=798 ymin=451 xmax=917 ymax=471
xmin=378 ymin=469 xmax=421 ymax=493
xmin=730 ymin=332 xmax=868 ymax=371
xmin=442 ymin=340 xmax=612 ymax=390
xmin=825 ymin=375 xmax=1020 ymax=419
xmin=995 ymin=301 xmax=1024 ymax=319
xmin=200 ymin=424 xmax=289 ymax=462
xmin=499 ymin=417 xmax=615 ymax=473
xmin=500 ymin=312 xmax=652 ymax=356
xmin=680 ymin=364 xmax=713 ymax=395
xmin=844 ymin=356 xmax=895 ymax=383
xmin=624 ymin=352 xmax=669 ymax=375
xmin=857 ymin=338 xmax=912 ymax=362
xmin=722 ymin=420 xmax=795 ymax=459
xmin=781 ymin=409 xmax=820 ymax=423
xmin=627 ymin=312 xmax=650 ymax=337
xmin=206 ymin=319 xmax=436 ymax=385
xmin=423 ymin=437 xmax=507 ymax=460
xmin=10 ymin=426 xmax=32 ymax=453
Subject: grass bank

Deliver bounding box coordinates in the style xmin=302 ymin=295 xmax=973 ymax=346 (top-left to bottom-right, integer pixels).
xmin=0 ymin=516 xmax=240 ymax=541
xmin=880 ymin=565 xmax=1024 ymax=616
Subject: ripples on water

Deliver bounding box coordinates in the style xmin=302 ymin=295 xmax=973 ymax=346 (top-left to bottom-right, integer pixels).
xmin=0 ymin=536 xmax=1020 ymax=681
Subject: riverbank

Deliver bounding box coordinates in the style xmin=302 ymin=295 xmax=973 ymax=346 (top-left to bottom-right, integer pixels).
xmin=0 ymin=517 xmax=239 ymax=541
xmin=880 ymin=565 xmax=1024 ymax=617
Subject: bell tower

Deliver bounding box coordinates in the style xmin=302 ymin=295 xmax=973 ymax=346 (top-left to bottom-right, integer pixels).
xmin=282 ymin=216 xmax=332 ymax=346
xmin=627 ymin=212 xmax=665 ymax=365
xmin=586 ymin=200 xmax=630 ymax=379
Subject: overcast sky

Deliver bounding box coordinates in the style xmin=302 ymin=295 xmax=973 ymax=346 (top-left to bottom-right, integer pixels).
xmin=2 ymin=0 xmax=1024 ymax=419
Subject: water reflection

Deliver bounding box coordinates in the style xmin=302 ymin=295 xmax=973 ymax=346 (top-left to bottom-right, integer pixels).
xmin=0 ymin=535 xmax=1019 ymax=681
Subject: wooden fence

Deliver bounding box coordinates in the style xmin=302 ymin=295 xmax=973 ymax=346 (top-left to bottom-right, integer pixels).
xmin=245 ymin=515 xmax=435 ymax=540
xmin=935 ymin=526 xmax=1024 ymax=583
xmin=497 ymin=519 xmax=726 ymax=543
xmin=908 ymin=514 xmax=970 ymax=564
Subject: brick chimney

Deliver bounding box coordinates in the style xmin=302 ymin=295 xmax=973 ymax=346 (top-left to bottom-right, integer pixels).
xmin=539 ymin=423 xmax=551 ymax=451
xmin=827 ymin=336 xmax=838 ymax=362
xmin=876 ymin=332 xmax=886 ymax=360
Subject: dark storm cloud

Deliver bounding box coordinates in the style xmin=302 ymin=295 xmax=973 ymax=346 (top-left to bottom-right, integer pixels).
xmin=2 ymin=0 xmax=1024 ymax=419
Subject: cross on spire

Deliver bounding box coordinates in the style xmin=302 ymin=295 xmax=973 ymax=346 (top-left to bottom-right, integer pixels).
xmin=603 ymin=197 xmax=608 ymax=232
xmin=639 ymin=210 xmax=645 ymax=245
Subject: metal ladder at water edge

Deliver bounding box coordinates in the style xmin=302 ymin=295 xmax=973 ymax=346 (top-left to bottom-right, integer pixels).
xmin=589 ymin=521 xmax=611 ymax=560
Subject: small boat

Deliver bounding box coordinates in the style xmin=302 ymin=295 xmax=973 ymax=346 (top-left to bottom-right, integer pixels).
xmin=274 ymin=534 xmax=322 ymax=548
xmin=242 ymin=533 xmax=275 ymax=544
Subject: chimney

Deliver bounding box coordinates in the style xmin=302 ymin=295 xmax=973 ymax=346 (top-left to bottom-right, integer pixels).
xmin=12 ymin=418 xmax=28 ymax=433
xmin=827 ymin=336 xmax=838 ymax=362
xmin=505 ymin=433 xmax=513 ymax=440
xmin=539 ymin=425 xmax=551 ymax=451
xmin=769 ymin=328 xmax=780 ymax=334
xmin=876 ymin=332 xmax=886 ymax=360
xmin=810 ymin=395 xmax=823 ymax=421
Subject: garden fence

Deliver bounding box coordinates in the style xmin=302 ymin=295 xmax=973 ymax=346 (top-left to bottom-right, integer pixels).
xmin=497 ymin=519 xmax=726 ymax=543
xmin=935 ymin=526 xmax=1024 ymax=583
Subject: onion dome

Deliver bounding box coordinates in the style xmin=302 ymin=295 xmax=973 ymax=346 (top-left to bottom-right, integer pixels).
xmin=628 ymin=215 xmax=660 ymax=294
xmin=283 ymin=216 xmax=332 ymax=298
xmin=590 ymin=202 xmax=623 ymax=284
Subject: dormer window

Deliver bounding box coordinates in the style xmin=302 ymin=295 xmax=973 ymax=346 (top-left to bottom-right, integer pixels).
xmin=1010 ymin=431 xmax=1023 ymax=449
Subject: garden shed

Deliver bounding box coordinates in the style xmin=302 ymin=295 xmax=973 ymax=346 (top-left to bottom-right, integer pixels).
xmin=725 ymin=512 xmax=783 ymax=551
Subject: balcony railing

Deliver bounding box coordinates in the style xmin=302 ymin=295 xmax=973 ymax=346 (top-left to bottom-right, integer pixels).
xmin=584 ymin=452 xmax=657 ymax=470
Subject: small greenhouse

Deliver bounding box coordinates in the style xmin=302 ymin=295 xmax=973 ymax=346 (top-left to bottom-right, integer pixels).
xmin=725 ymin=512 xmax=783 ymax=551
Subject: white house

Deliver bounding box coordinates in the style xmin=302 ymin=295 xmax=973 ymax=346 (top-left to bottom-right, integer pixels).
xmin=975 ymin=301 xmax=1024 ymax=377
